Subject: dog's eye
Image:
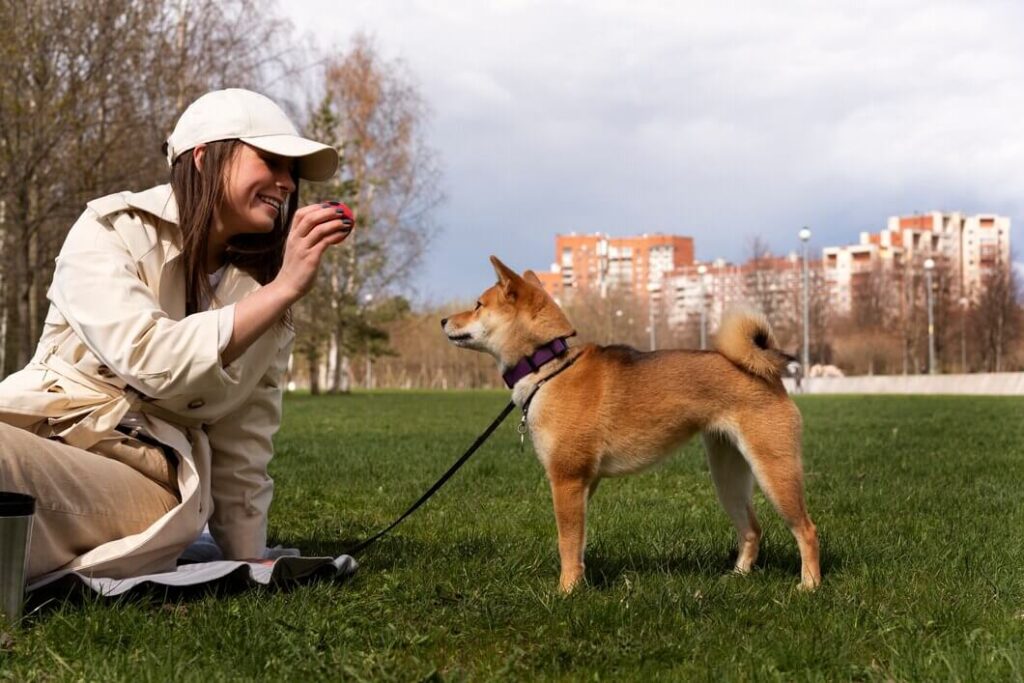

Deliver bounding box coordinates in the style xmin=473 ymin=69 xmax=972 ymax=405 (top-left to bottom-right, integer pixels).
xmin=474 ymin=301 xmax=483 ymax=311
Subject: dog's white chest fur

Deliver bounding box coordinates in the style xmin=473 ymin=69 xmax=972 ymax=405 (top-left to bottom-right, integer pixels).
xmin=514 ymin=381 xmax=556 ymax=470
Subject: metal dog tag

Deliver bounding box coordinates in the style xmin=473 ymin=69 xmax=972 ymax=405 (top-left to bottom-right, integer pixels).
xmin=517 ymin=417 xmax=528 ymax=451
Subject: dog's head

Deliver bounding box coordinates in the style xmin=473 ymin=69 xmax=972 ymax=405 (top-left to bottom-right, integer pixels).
xmin=442 ymin=256 xmax=575 ymax=367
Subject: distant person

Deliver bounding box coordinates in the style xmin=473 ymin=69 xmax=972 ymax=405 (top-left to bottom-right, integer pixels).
xmin=0 ymin=89 xmax=353 ymax=580
xmin=787 ymin=360 xmax=803 ymax=392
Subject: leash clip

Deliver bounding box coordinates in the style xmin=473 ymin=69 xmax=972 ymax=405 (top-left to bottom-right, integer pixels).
xmin=517 ymin=415 xmax=528 ymax=451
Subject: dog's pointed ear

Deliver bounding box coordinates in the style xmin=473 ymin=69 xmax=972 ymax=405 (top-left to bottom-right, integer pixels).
xmin=522 ymin=269 xmax=544 ymax=289
xmin=490 ymin=256 xmax=524 ymax=300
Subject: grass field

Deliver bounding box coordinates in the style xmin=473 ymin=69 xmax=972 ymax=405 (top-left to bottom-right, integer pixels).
xmin=4 ymin=392 xmax=1024 ymax=681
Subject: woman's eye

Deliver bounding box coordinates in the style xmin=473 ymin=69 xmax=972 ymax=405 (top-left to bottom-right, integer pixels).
xmin=263 ymin=155 xmax=293 ymax=174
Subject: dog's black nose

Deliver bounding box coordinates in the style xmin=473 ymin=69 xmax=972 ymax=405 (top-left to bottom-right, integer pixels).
xmin=440 ymin=318 xmax=448 ymax=328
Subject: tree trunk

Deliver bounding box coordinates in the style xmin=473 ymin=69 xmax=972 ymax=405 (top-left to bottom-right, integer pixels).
xmin=27 ymin=222 xmax=39 ymax=360
xmin=995 ymin=309 xmax=1004 ymax=372
xmin=1 ymin=273 xmax=16 ymax=377
xmin=14 ymin=215 xmax=33 ymax=369
xmin=330 ymin=325 xmax=352 ymax=393
xmin=307 ymin=350 xmax=321 ymax=395
xmin=0 ymin=277 xmax=6 ymax=376
xmin=337 ymin=354 xmax=352 ymax=393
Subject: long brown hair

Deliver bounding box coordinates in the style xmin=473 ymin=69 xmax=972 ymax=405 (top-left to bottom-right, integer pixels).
xmin=168 ymin=140 xmax=300 ymax=315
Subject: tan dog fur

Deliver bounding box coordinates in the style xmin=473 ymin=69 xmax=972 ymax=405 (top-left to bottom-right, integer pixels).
xmin=442 ymin=256 xmax=821 ymax=593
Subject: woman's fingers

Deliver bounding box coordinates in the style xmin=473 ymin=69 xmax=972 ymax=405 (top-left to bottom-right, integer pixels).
xmin=319 ymin=200 xmax=355 ymax=222
xmin=288 ymin=204 xmax=327 ymax=237
xmin=313 ymin=230 xmax=351 ymax=258
xmin=275 ymin=202 xmax=355 ymax=300
xmin=304 ymin=217 xmax=353 ymax=247
xmin=290 ymin=202 xmax=354 ymax=238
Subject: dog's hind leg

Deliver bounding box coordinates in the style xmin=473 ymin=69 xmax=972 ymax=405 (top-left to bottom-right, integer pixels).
xmin=702 ymin=431 xmax=761 ymax=574
xmin=732 ymin=411 xmax=821 ymax=590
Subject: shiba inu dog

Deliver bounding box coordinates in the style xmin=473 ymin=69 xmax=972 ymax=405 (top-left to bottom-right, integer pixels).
xmin=441 ymin=256 xmax=821 ymax=593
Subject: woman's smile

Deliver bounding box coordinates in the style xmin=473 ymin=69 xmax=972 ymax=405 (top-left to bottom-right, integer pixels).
xmin=256 ymin=193 xmax=284 ymax=216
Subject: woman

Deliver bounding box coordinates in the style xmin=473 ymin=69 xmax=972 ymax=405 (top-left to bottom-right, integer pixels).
xmin=0 ymin=88 xmax=351 ymax=580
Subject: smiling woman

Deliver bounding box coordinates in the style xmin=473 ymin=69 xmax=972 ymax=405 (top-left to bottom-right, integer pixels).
xmin=212 ymin=149 xmax=298 ymax=245
xmin=0 ymin=88 xmax=355 ymax=583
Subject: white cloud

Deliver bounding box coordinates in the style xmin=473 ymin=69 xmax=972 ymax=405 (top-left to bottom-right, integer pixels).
xmin=279 ymin=0 xmax=1024 ymax=301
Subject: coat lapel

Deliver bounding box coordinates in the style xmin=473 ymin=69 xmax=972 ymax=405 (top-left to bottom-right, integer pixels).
xmin=122 ymin=185 xmax=265 ymax=317
xmin=124 ymin=185 xmax=186 ymax=319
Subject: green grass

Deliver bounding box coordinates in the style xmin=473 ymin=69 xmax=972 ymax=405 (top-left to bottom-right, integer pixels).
xmin=4 ymin=392 xmax=1024 ymax=681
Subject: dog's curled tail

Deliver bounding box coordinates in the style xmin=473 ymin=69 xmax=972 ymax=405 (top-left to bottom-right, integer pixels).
xmin=714 ymin=306 xmax=791 ymax=381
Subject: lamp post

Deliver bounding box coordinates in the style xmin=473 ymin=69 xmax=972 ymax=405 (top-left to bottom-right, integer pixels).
xmin=647 ymin=283 xmax=658 ymax=351
xmin=959 ymin=296 xmax=968 ymax=373
xmin=697 ymin=264 xmax=708 ymax=349
xmin=924 ymin=258 xmax=936 ymax=374
xmin=799 ymin=227 xmax=812 ymax=372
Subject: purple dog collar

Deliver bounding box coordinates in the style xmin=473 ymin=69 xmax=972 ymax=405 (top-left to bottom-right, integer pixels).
xmin=502 ymin=338 xmax=570 ymax=388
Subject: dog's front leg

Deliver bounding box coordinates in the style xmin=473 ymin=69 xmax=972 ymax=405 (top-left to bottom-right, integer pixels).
xmin=550 ymin=476 xmax=589 ymax=593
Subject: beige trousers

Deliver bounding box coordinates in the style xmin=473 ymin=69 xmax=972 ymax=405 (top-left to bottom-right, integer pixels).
xmin=0 ymin=421 xmax=179 ymax=579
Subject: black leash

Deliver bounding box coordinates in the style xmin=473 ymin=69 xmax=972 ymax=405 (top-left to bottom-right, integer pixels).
xmin=346 ymin=400 xmax=517 ymax=556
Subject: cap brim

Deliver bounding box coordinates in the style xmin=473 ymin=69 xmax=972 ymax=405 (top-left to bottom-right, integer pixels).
xmin=240 ymin=134 xmax=339 ymax=182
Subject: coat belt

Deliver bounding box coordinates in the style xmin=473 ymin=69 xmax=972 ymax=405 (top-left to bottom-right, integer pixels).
xmin=39 ymin=345 xmax=205 ymax=449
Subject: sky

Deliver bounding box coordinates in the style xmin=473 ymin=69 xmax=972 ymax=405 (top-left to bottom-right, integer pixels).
xmin=279 ymin=0 xmax=1024 ymax=304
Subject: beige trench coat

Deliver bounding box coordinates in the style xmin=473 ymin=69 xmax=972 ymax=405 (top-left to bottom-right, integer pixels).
xmin=0 ymin=184 xmax=294 ymax=577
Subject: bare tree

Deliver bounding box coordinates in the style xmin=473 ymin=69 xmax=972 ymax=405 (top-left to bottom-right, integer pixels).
xmin=974 ymin=262 xmax=1020 ymax=372
xmin=301 ymin=34 xmax=444 ymax=393
xmin=560 ymin=286 xmax=652 ymax=350
xmin=744 ymin=236 xmax=778 ymax=325
xmin=807 ymin=264 xmax=832 ymax=365
xmin=0 ymin=0 xmax=298 ymax=376
xmin=369 ymin=303 xmax=501 ymax=390
xmin=847 ymin=261 xmax=902 ymax=374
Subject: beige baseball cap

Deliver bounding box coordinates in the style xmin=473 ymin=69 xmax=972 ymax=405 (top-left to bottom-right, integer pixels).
xmin=165 ymin=88 xmax=339 ymax=181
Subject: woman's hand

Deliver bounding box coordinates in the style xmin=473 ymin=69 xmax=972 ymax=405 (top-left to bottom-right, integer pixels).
xmin=274 ymin=201 xmax=355 ymax=302
xmin=221 ymin=201 xmax=354 ymax=366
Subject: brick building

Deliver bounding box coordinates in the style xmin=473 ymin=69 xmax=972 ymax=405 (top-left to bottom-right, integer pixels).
xmin=530 ymin=210 xmax=1010 ymax=335
xmin=535 ymin=233 xmax=695 ymax=301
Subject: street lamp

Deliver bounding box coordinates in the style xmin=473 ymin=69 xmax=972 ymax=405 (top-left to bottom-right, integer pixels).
xmin=959 ymin=296 xmax=968 ymax=374
xmin=697 ymin=264 xmax=708 ymax=349
xmin=924 ymin=258 xmax=936 ymax=375
xmin=647 ymin=282 xmax=659 ymax=351
xmin=799 ymin=227 xmax=812 ymax=372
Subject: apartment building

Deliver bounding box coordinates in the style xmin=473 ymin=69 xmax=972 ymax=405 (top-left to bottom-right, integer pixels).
xmin=664 ymin=259 xmax=743 ymax=329
xmin=532 ymin=210 xmax=1010 ymax=331
xmin=536 ymin=232 xmax=695 ymax=300
xmin=822 ymin=238 xmax=905 ymax=314
xmin=665 ymin=254 xmax=816 ymax=330
xmin=824 ymin=212 xmax=1011 ymax=314
xmin=959 ymin=214 xmax=1011 ymax=299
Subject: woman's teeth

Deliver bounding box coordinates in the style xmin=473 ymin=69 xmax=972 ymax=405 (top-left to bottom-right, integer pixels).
xmin=257 ymin=195 xmax=282 ymax=211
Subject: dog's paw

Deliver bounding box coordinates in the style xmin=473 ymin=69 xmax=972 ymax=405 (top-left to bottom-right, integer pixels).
xmin=558 ymin=574 xmax=585 ymax=594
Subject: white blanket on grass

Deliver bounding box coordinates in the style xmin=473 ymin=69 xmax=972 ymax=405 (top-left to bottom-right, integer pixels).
xmin=27 ymin=531 xmax=358 ymax=597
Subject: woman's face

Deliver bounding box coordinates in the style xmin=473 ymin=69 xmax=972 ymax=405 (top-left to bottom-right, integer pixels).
xmin=217 ymin=143 xmax=297 ymax=236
